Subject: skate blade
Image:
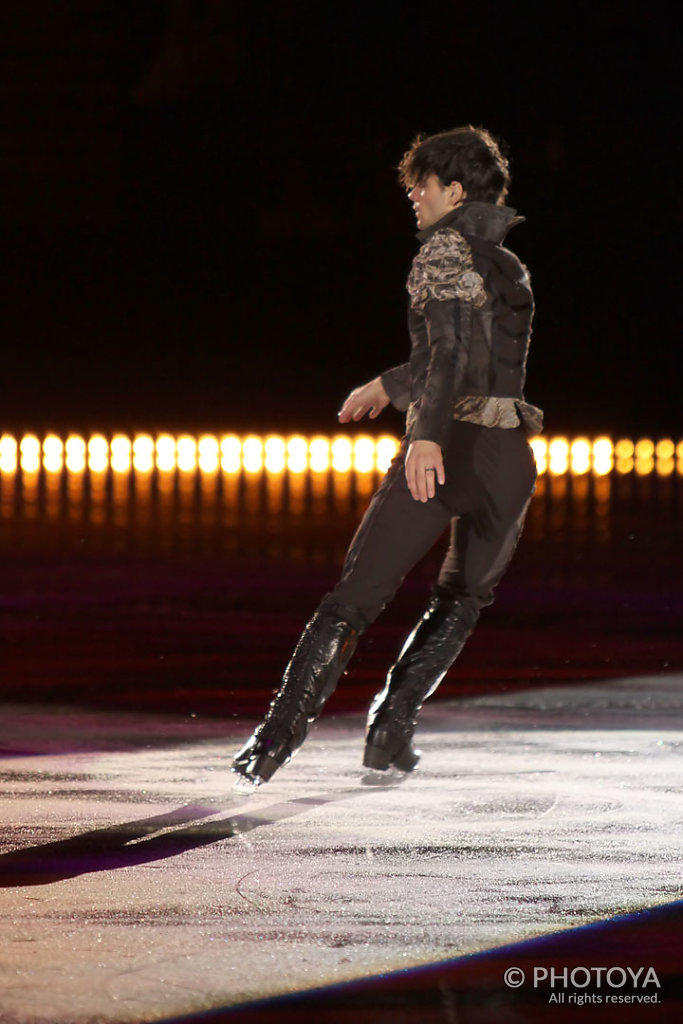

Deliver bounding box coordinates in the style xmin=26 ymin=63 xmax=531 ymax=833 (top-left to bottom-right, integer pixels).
xmin=360 ymin=765 xmax=410 ymax=787
xmin=232 ymin=773 xmax=262 ymax=794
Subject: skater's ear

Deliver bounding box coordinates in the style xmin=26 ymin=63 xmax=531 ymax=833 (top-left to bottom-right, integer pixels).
xmin=446 ymin=181 xmax=466 ymax=207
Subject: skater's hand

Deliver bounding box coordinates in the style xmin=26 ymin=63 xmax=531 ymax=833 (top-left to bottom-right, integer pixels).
xmin=338 ymin=377 xmax=390 ymax=422
xmin=405 ymin=440 xmax=445 ymax=502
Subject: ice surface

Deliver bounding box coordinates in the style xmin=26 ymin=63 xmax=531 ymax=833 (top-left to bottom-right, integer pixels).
xmin=0 ymin=677 xmax=681 ymax=1022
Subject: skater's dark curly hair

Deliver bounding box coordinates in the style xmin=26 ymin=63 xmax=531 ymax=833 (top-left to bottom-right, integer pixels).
xmin=398 ymin=125 xmax=511 ymax=205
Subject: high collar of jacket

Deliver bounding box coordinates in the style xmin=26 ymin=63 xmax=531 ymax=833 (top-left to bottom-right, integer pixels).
xmin=416 ymin=201 xmax=525 ymax=245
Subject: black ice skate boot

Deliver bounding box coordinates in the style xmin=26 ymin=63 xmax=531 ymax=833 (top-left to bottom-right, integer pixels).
xmin=231 ymin=607 xmax=362 ymax=788
xmin=363 ymin=595 xmax=478 ymax=773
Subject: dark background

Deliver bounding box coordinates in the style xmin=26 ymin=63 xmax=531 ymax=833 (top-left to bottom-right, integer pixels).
xmin=2 ymin=1 xmax=679 ymax=438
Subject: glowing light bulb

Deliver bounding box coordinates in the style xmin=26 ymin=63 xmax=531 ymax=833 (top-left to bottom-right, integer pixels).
xmin=177 ymin=435 xmax=197 ymax=472
xmin=592 ymin=437 xmax=612 ymax=460
xmin=309 ymin=437 xmax=330 ymax=473
xmin=548 ymin=437 xmax=569 ymax=475
xmin=655 ymin=439 xmax=674 ymax=460
xmin=634 ymin=436 xmax=654 ymax=477
xmin=132 ymin=434 xmax=154 ymax=473
xmin=198 ymin=434 xmax=219 ymax=474
xmin=615 ymin=438 xmax=633 ymax=474
xmin=264 ymin=435 xmax=286 ymax=474
xmin=592 ymin=436 xmax=613 ymax=477
xmin=529 ymin=438 xmax=547 ymax=474
xmin=88 ymin=435 xmax=109 ymax=472
xmin=353 ymin=437 xmax=375 ymax=473
xmin=286 ymin=436 xmax=308 ymax=474
xmin=635 ymin=458 xmax=654 ymax=477
xmin=376 ymin=436 xmax=399 ymax=473
xmin=331 ymin=436 xmax=352 ymax=473
xmin=634 ymin=438 xmax=654 ymax=460
xmin=570 ymin=438 xmax=591 ymax=475
xmin=614 ymin=439 xmax=634 ymax=460
xmin=242 ymin=436 xmax=263 ymax=474
xmin=65 ymin=434 xmax=86 ymax=473
xmin=0 ymin=434 xmax=18 ymax=473
xmin=220 ymin=434 xmax=241 ymax=473
xmin=20 ymin=435 xmax=41 ymax=473
xmin=111 ymin=434 xmax=132 ymax=473
xmin=43 ymin=434 xmax=64 ymax=473
xmin=656 ymin=458 xmax=674 ymax=477
xmin=593 ymin=458 xmax=614 ymax=477
xmin=154 ymin=434 xmax=176 ymax=472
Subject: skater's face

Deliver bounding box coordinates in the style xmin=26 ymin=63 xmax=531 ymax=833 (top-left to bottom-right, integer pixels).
xmin=407 ymin=174 xmax=465 ymax=230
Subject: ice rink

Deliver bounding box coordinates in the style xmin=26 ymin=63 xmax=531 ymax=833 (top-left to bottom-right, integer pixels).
xmin=1 ymin=674 xmax=681 ymax=1023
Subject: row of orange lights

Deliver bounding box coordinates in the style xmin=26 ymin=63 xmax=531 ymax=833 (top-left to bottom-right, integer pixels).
xmin=531 ymin=437 xmax=682 ymax=477
xmin=0 ymin=434 xmax=400 ymax=476
xmin=0 ymin=434 xmax=681 ymax=477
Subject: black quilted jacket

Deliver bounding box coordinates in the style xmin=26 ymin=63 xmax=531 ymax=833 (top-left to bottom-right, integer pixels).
xmin=381 ymin=201 xmax=539 ymax=447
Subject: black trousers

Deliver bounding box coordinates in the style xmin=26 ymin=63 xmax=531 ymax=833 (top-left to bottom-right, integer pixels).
xmin=322 ymin=421 xmax=537 ymax=629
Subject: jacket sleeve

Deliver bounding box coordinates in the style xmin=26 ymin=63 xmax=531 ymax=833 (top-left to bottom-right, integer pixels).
xmin=409 ymin=299 xmax=471 ymax=447
xmin=406 ymin=228 xmax=486 ymax=448
xmin=380 ymin=362 xmax=411 ymax=412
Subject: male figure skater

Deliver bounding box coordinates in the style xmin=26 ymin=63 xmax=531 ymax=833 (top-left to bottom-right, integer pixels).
xmin=232 ymin=125 xmax=542 ymax=787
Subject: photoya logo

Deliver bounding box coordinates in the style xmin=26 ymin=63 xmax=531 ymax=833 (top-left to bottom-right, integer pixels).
xmin=504 ymin=965 xmax=661 ymax=999
xmin=533 ymin=967 xmax=661 ymax=989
